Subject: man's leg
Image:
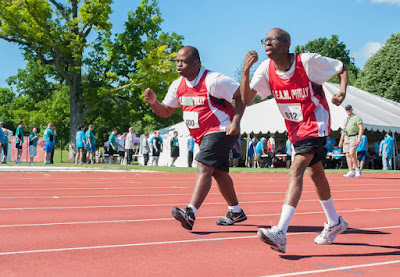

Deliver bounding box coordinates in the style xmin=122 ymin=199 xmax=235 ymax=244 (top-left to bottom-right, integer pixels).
xmin=309 ymin=161 xmax=348 ymax=244
xmin=258 ymin=153 xmax=313 ymax=253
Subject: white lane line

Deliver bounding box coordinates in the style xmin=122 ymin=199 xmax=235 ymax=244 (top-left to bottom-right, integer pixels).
xmin=1 ymin=188 xmax=400 ymax=199
xmin=0 ymin=182 xmax=398 ymax=191
xmin=0 ymin=225 xmax=399 ymax=256
xmin=263 ymin=260 xmax=400 ymax=277
xmin=1 ymin=208 xmax=400 ymax=228
xmin=1 ymin=196 xmax=400 ymax=211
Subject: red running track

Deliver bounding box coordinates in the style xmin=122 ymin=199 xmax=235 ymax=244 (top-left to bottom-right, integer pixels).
xmin=0 ymin=171 xmax=400 ymax=276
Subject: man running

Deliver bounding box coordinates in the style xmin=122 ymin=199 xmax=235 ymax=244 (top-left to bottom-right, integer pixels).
xmin=144 ymin=46 xmax=246 ymax=230
xmin=241 ymin=28 xmax=348 ymax=253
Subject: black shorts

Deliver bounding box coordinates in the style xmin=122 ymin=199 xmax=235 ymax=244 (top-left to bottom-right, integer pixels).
xmin=171 ymin=146 xmax=179 ymax=158
xmin=357 ymin=151 xmax=367 ymax=162
xmin=108 ymin=147 xmax=115 ymax=156
xmin=195 ymin=132 xmax=239 ymax=172
xmin=16 ymin=142 xmax=22 ymax=149
xmin=2 ymin=145 xmax=7 ymax=156
xmin=293 ymin=137 xmax=327 ymax=167
xmin=119 ymin=151 xmax=125 ymax=157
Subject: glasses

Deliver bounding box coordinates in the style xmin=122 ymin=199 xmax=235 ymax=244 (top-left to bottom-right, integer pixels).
xmin=261 ymin=36 xmax=281 ymax=45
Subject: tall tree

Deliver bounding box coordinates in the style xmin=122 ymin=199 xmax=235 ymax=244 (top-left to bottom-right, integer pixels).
xmin=355 ymin=32 xmax=400 ymax=102
xmin=294 ymin=35 xmax=359 ymax=85
xmin=0 ymin=0 xmax=183 ymax=158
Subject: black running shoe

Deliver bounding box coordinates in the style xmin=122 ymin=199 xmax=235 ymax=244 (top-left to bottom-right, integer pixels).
xmin=171 ymin=206 xmax=195 ymax=230
xmin=216 ymin=209 xmax=247 ymax=225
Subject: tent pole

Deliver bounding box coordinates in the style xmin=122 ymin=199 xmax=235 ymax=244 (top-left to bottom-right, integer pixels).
xmin=393 ymin=133 xmax=397 ymax=170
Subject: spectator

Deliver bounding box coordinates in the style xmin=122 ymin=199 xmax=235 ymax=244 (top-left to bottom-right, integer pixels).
xmin=326 ymin=136 xmax=336 ymax=153
xmin=29 ymin=127 xmax=39 ymax=165
xmin=356 ymin=134 xmax=368 ymax=171
xmin=107 ymin=129 xmax=117 ymax=165
xmin=231 ymin=138 xmax=241 ymax=167
xmin=267 ymin=135 xmax=276 ymax=168
xmin=170 ymin=131 xmax=179 ymax=167
xmin=285 ymin=138 xmax=293 ymax=168
xmin=150 ymin=131 xmax=163 ymax=166
xmin=75 ymin=125 xmax=86 ymax=165
xmin=255 ymin=137 xmax=267 ymax=168
xmin=247 ymin=137 xmax=257 ymax=168
xmin=43 ymin=123 xmax=56 ymax=165
xmin=383 ymin=131 xmax=395 ymax=170
xmin=0 ymin=122 xmax=7 ymax=164
xmin=142 ymin=133 xmax=150 ymax=166
xmin=187 ymin=134 xmax=195 ymax=167
xmin=15 ymin=121 xmax=24 ymax=164
xmin=332 ymin=145 xmax=344 ymax=169
xmin=95 ymin=149 xmax=103 ymax=164
xmin=125 ymin=127 xmax=135 ymax=165
xmin=86 ymin=124 xmax=96 ymax=164
xmin=379 ymin=137 xmax=386 ymax=169
xmin=117 ymin=133 xmax=126 ymax=165
xmin=339 ymin=104 xmax=363 ymax=177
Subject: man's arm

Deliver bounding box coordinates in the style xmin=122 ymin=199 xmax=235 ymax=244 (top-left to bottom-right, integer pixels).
xmin=331 ymin=64 xmax=348 ymax=106
xmin=144 ymin=88 xmax=176 ymax=118
xmin=339 ymin=132 xmax=345 ymax=149
xmin=356 ymin=123 xmax=364 ymax=145
xmin=241 ymin=51 xmax=259 ymax=105
xmin=226 ymin=88 xmax=246 ymax=135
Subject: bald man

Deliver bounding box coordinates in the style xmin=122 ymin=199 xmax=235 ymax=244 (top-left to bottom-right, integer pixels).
xmin=241 ymin=28 xmax=349 ymax=253
xmin=144 ymin=46 xmax=246 ymax=230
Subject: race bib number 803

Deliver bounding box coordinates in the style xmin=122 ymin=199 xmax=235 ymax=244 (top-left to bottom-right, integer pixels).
xmin=183 ymin=111 xmax=200 ymax=129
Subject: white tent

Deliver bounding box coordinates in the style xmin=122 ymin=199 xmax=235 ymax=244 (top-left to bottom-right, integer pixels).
xmin=240 ymin=82 xmax=400 ymax=134
xmin=138 ymin=121 xmax=199 ymax=167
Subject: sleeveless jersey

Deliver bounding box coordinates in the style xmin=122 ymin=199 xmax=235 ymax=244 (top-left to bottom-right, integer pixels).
xmin=176 ymin=70 xmax=235 ymax=144
xmin=268 ymin=53 xmax=331 ymax=144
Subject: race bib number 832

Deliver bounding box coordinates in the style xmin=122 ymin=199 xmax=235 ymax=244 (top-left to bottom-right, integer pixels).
xmin=278 ymin=103 xmax=303 ymax=122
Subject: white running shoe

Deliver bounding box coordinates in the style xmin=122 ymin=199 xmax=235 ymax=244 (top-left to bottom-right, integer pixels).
xmin=343 ymin=171 xmax=355 ymax=178
xmin=314 ymin=217 xmax=348 ymax=245
xmin=355 ymin=168 xmax=361 ymax=177
xmin=257 ymin=226 xmax=287 ymax=253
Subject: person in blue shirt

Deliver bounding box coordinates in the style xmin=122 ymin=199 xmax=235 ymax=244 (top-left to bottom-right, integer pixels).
xmin=247 ymin=137 xmax=257 ymax=168
xmin=29 ymin=127 xmax=39 ymax=165
xmin=15 ymin=121 xmax=24 ymax=164
xmin=255 ymin=137 xmax=266 ymax=168
xmin=326 ymin=136 xmax=336 ymax=153
xmin=75 ymin=125 xmax=86 ymax=165
xmin=107 ymin=129 xmax=118 ymax=165
xmin=356 ymin=134 xmax=368 ymax=172
xmin=85 ymin=124 xmax=96 ymax=164
xmin=383 ymin=131 xmax=395 ymax=170
xmin=43 ymin=123 xmax=56 ymax=164
xmin=187 ymin=134 xmax=195 ymax=167
xmin=0 ymin=122 xmax=6 ymax=163
xmin=285 ymin=138 xmax=293 ymax=168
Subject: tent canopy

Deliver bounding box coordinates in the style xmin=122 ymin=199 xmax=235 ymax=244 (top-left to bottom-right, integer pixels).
xmin=240 ymin=82 xmax=400 ymax=134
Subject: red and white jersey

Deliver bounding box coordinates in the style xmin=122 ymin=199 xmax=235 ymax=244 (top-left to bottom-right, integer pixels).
xmin=163 ymin=69 xmax=237 ymax=144
xmin=251 ymin=53 xmax=343 ymax=144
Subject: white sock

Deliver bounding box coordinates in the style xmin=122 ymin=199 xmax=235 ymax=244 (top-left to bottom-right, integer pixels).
xmin=320 ymin=197 xmax=339 ymax=226
xmin=277 ymin=204 xmax=296 ymax=235
xmin=228 ymin=203 xmax=241 ymax=213
xmin=188 ymin=204 xmax=197 ymax=215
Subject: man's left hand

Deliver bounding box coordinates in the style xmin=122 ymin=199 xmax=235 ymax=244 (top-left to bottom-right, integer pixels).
xmin=331 ymin=92 xmax=345 ymax=106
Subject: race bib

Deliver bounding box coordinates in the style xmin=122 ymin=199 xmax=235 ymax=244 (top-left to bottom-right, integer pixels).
xmin=278 ymin=103 xmax=303 ymax=122
xmin=183 ymin=111 xmax=200 ymax=129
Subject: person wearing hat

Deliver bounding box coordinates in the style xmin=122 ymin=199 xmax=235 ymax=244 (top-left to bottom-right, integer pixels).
xmin=339 ymin=104 xmax=364 ymax=177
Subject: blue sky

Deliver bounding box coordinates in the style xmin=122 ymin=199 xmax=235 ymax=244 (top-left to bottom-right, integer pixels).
xmin=0 ymin=0 xmax=399 ymax=87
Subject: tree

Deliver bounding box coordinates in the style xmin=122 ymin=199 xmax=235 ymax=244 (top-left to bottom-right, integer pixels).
xmin=0 ymin=0 xmax=183 ymax=158
xmin=294 ymin=35 xmax=359 ymax=85
xmin=355 ymin=33 xmax=400 ymax=102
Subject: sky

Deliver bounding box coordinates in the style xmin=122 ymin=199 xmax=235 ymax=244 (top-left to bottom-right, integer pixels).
xmin=0 ymin=0 xmax=399 ymax=88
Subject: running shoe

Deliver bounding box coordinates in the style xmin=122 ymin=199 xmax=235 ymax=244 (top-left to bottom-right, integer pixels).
xmin=216 ymin=209 xmax=247 ymax=225
xmin=171 ymin=206 xmax=195 ymax=230
xmin=343 ymin=171 xmax=355 ymax=178
xmin=314 ymin=216 xmax=348 ymax=245
xmin=355 ymin=168 xmax=362 ymax=177
xmin=257 ymin=226 xmax=287 ymax=253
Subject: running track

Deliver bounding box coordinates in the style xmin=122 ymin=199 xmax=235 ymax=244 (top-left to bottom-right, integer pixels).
xmin=0 ymin=171 xmax=399 ymax=276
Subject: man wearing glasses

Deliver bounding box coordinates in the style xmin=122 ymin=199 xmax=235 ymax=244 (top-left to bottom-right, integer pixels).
xmin=241 ymin=28 xmax=348 ymax=253
xmin=339 ymin=104 xmax=364 ymax=177
xmin=144 ymin=46 xmax=247 ymax=230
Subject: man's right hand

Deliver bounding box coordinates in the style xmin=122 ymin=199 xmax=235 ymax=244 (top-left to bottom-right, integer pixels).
xmin=243 ymin=51 xmax=259 ymax=72
xmin=144 ymin=88 xmax=157 ymax=105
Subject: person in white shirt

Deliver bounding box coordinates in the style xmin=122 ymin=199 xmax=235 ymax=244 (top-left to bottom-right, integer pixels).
xmin=125 ymin=127 xmax=135 ymax=165
xmin=117 ymin=133 xmax=126 ymax=165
